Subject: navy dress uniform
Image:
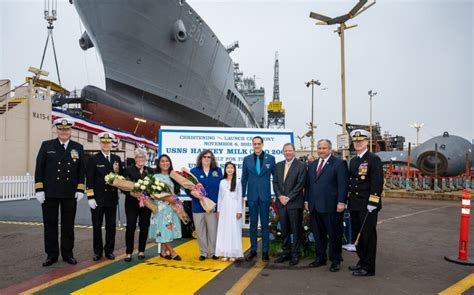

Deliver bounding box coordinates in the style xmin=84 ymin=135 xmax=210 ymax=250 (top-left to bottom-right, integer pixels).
xmin=35 ymin=118 xmax=85 ymax=266
xmin=347 ymin=129 xmax=384 ymax=276
xmin=86 ymin=132 xmax=123 ymax=261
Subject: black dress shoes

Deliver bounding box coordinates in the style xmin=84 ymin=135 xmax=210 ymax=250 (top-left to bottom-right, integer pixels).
xmin=42 ymin=258 xmax=58 ymax=267
xmin=92 ymin=254 xmax=102 ymax=261
xmin=124 ymin=256 xmax=132 ymax=262
xmin=289 ymin=257 xmax=299 ymax=266
xmin=329 ymin=262 xmax=341 ymax=272
xmin=262 ymin=252 xmax=269 ymax=262
xmin=105 ymin=253 xmax=115 ymax=260
xmin=348 ymin=264 xmax=362 ymax=271
xmin=63 ymin=257 xmax=78 ymax=265
xmin=212 ymin=255 xmax=219 ymax=260
xmin=138 ymin=254 xmax=145 ymax=260
xmin=352 ymin=269 xmax=375 ymax=276
xmin=274 ymin=255 xmax=291 ymax=263
xmin=245 ymin=251 xmax=257 ymax=261
xmin=308 ymin=260 xmax=327 ymax=268
xmin=199 ymin=255 xmax=206 ymax=261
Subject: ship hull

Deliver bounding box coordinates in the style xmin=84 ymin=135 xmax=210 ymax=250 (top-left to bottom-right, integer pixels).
xmin=73 ymin=0 xmax=259 ymax=128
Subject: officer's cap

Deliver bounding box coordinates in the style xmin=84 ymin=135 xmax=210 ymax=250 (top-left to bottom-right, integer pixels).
xmin=350 ymin=129 xmax=370 ymax=141
xmin=98 ymin=132 xmax=115 ymax=143
xmin=53 ymin=118 xmax=74 ymax=129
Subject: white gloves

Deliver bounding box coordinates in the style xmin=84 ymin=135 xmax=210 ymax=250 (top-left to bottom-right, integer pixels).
xmin=88 ymin=199 xmax=98 ymax=209
xmin=367 ymin=204 xmax=377 ymax=213
xmin=75 ymin=192 xmax=85 ymax=203
xmin=36 ymin=192 xmax=45 ymax=204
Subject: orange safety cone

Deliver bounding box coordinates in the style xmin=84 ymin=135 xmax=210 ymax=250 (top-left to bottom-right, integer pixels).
xmin=445 ymin=189 xmax=474 ymax=265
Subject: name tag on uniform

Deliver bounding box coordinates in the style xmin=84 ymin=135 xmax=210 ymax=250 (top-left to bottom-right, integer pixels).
xmin=96 ymin=164 xmax=105 ymax=168
xmin=47 ymin=151 xmax=56 ymax=154
xmin=200 ymin=175 xmax=204 ymax=179
xmin=265 ymin=164 xmax=270 ymax=169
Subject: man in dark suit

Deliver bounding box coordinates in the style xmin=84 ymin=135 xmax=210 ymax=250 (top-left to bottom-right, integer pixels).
xmin=347 ymin=129 xmax=384 ymax=276
xmin=35 ymin=118 xmax=85 ymax=266
xmin=241 ymin=136 xmax=275 ymax=262
xmin=272 ymin=143 xmax=306 ymax=265
xmin=305 ymin=139 xmax=348 ymax=272
xmin=86 ymin=132 xmax=123 ymax=261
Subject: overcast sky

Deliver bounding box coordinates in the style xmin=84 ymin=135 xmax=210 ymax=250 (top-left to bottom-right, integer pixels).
xmin=1 ymin=0 xmax=472 ymax=147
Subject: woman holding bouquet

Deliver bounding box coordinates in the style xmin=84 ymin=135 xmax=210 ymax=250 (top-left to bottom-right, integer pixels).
xmin=187 ymin=150 xmax=222 ymax=261
xmin=123 ymin=148 xmax=153 ymax=262
xmin=150 ymin=154 xmax=182 ymax=260
xmin=215 ymin=162 xmax=244 ymax=261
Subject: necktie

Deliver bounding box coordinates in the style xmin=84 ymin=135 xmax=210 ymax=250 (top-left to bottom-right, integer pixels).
xmin=63 ymin=144 xmax=66 ymax=150
xmin=256 ymin=156 xmax=261 ymax=175
xmin=106 ymin=155 xmax=110 ymax=163
xmin=284 ymin=161 xmax=290 ymax=181
xmin=316 ymin=159 xmax=324 ymax=177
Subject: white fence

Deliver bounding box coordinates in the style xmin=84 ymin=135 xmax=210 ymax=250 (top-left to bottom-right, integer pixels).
xmin=0 ymin=175 xmax=35 ymax=201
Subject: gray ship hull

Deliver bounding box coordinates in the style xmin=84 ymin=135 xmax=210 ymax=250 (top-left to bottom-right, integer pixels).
xmin=73 ymin=0 xmax=259 ymax=127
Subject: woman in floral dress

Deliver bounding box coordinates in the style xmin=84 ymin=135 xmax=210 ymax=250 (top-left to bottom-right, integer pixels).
xmin=149 ymin=154 xmax=182 ymax=260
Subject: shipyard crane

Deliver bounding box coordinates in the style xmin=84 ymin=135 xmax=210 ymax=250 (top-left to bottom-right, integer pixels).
xmin=267 ymin=52 xmax=285 ymax=129
xmin=36 ymin=0 xmax=63 ymax=89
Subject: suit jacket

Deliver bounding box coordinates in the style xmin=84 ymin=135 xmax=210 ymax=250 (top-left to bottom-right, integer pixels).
xmin=305 ymin=155 xmax=349 ymax=213
xmin=347 ymin=151 xmax=384 ymax=211
xmin=86 ymin=152 xmax=123 ymax=207
xmin=35 ymin=138 xmax=85 ymax=198
xmin=272 ymin=158 xmax=307 ymax=209
xmin=122 ymin=165 xmax=153 ymax=202
xmin=241 ymin=152 xmax=275 ymax=202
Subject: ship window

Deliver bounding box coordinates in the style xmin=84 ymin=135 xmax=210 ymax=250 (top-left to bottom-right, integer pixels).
xmin=178 ymin=0 xmax=184 ymax=6
xmin=189 ymin=9 xmax=192 ymax=15
xmin=122 ymin=142 xmax=126 ymax=150
xmin=87 ymin=133 xmax=93 ymax=142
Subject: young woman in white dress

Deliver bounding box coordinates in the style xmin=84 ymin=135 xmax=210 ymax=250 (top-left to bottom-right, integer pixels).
xmin=215 ymin=162 xmax=244 ymax=261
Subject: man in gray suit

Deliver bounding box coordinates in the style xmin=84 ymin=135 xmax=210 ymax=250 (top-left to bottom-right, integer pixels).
xmin=272 ymin=143 xmax=307 ymax=265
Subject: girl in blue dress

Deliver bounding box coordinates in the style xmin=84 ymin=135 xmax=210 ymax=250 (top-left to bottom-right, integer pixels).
xmin=149 ymin=154 xmax=182 ymax=260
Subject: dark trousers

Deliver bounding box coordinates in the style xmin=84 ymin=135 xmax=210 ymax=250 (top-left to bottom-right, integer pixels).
xmin=91 ymin=204 xmax=117 ymax=255
xmin=350 ymin=210 xmax=378 ymax=272
xmin=310 ymin=209 xmax=344 ymax=263
xmin=42 ymin=197 xmax=77 ymax=259
xmin=279 ymin=207 xmax=303 ymax=258
xmin=125 ymin=199 xmax=151 ymax=254
xmin=248 ymin=199 xmax=270 ymax=253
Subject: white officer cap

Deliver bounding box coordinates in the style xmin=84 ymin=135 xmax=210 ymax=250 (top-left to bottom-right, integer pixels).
xmin=53 ymin=117 xmax=74 ymax=129
xmin=350 ymin=129 xmax=370 ymax=141
xmin=98 ymin=132 xmax=115 ymax=143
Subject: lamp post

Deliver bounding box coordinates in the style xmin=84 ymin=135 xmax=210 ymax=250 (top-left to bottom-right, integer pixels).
xmin=368 ymin=90 xmax=377 ymax=152
xmin=309 ymin=0 xmax=375 ymax=159
xmin=305 ymin=79 xmax=321 ymax=160
xmin=409 ymin=123 xmax=425 ymax=146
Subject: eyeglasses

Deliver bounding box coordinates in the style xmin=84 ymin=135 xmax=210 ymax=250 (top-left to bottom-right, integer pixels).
xmin=203 ymin=155 xmax=212 ymax=159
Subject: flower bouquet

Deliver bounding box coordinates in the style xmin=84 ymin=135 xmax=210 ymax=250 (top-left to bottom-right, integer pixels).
xmin=133 ymin=176 xmax=158 ymax=214
xmin=170 ymin=168 xmax=216 ymax=213
xmin=149 ymin=178 xmax=191 ymax=225
xmin=104 ymin=172 xmax=134 ymax=191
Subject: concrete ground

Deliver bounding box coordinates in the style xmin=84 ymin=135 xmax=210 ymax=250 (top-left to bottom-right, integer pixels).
xmin=0 ymin=197 xmax=473 ymax=294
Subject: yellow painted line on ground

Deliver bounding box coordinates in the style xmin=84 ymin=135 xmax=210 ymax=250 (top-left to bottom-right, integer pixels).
xmin=439 ymin=273 xmax=474 ymax=295
xmin=19 ymin=243 xmax=156 ymax=295
xmin=0 ymin=220 xmax=125 ymax=231
xmin=72 ymin=238 xmax=251 ymax=295
xmin=226 ymin=260 xmax=267 ymax=295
